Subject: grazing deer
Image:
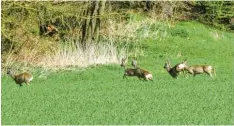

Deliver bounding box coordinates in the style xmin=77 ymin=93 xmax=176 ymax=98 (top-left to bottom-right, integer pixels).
xmin=164 ymin=59 xmax=187 ymax=79
xmin=7 ymin=69 xmax=33 ymax=86
xmin=121 ymin=58 xmax=153 ymax=81
xmin=185 ymin=64 xmax=216 ymax=77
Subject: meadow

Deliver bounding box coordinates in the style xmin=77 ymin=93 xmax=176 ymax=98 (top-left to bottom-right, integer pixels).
xmin=1 ymin=21 xmax=234 ymax=124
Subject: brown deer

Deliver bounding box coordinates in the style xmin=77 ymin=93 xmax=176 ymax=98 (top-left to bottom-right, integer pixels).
xmin=121 ymin=58 xmax=153 ymax=81
xmin=121 ymin=58 xmax=136 ymax=78
xmin=164 ymin=59 xmax=187 ymax=79
xmin=40 ymin=24 xmax=58 ymax=36
xmin=7 ymin=69 xmax=33 ymax=86
xmin=185 ymin=63 xmax=216 ymax=77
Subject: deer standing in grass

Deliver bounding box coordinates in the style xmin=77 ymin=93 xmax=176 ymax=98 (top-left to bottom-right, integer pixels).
xmin=121 ymin=58 xmax=153 ymax=81
xmin=184 ymin=62 xmax=216 ymax=77
xmin=164 ymin=59 xmax=187 ymax=79
xmin=7 ymin=69 xmax=33 ymax=87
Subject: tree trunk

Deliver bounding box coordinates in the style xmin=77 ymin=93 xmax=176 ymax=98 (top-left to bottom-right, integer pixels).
xmin=81 ymin=0 xmax=106 ymax=50
xmin=93 ymin=0 xmax=106 ymax=42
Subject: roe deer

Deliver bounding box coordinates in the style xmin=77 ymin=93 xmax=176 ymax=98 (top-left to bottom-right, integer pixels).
xmin=134 ymin=67 xmax=153 ymax=81
xmin=121 ymin=58 xmax=137 ymax=78
xmin=121 ymin=58 xmax=153 ymax=81
xmin=164 ymin=59 xmax=187 ymax=78
xmin=40 ymin=24 xmax=58 ymax=36
xmin=185 ymin=64 xmax=216 ymax=77
xmin=132 ymin=58 xmax=153 ymax=81
xmin=7 ymin=69 xmax=33 ymax=86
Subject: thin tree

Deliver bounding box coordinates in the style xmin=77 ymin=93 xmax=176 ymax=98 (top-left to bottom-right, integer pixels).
xmin=81 ymin=0 xmax=106 ymax=49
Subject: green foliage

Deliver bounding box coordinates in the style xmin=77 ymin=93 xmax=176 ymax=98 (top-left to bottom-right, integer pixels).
xmin=169 ymin=27 xmax=189 ymax=38
xmin=194 ymin=1 xmax=234 ymax=30
xmin=2 ymin=21 xmax=234 ymax=124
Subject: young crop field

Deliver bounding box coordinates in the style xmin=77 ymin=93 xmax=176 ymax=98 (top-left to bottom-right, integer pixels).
xmin=1 ymin=21 xmax=234 ymax=124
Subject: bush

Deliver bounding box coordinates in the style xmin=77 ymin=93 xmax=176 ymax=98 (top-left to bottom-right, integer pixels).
xmin=193 ymin=1 xmax=234 ymax=30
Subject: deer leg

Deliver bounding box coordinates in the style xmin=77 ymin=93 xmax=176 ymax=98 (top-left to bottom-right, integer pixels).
xmin=181 ymin=70 xmax=184 ymax=76
xmin=213 ymin=69 xmax=216 ymax=76
xmin=184 ymin=70 xmax=188 ymax=78
xmin=213 ymin=71 xmax=216 ymax=76
xmin=183 ymin=70 xmax=187 ymax=77
xmin=211 ymin=69 xmax=216 ymax=77
xmin=204 ymin=71 xmax=212 ymax=77
xmin=188 ymin=70 xmax=193 ymax=76
xmin=143 ymin=75 xmax=149 ymax=81
xmin=208 ymin=72 xmax=213 ymax=77
xmin=175 ymin=73 xmax=179 ymax=79
xmin=25 ymin=81 xmax=30 ymax=85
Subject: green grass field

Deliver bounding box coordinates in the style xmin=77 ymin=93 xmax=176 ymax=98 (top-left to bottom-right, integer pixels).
xmin=1 ymin=21 xmax=234 ymax=124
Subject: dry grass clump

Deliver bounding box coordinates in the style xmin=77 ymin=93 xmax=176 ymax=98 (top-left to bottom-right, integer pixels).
xmin=38 ymin=41 xmax=127 ymax=68
xmin=3 ymin=40 xmax=127 ymax=70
